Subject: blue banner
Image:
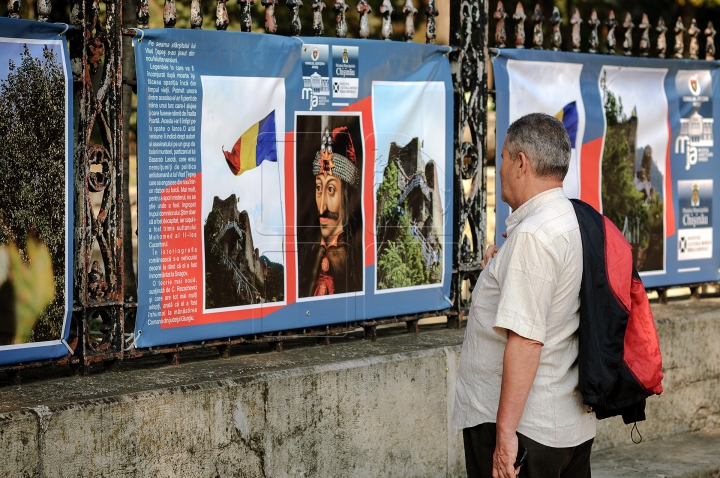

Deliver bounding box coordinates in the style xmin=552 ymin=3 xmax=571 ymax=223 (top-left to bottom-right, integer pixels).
xmin=0 ymin=18 xmax=74 ymax=364
xmin=493 ymin=49 xmax=720 ymax=288
xmin=133 ymin=30 xmax=453 ymax=347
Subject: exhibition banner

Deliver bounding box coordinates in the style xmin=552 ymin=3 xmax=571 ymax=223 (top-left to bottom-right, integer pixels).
xmin=133 ymin=30 xmax=453 ymax=347
xmin=0 ymin=18 xmax=74 ymax=364
xmin=493 ymin=49 xmax=720 ymax=288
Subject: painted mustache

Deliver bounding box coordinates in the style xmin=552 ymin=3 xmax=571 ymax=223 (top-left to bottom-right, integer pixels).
xmin=319 ymin=210 xmax=340 ymax=220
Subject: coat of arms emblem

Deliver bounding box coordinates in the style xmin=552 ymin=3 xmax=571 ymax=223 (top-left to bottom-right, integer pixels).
xmin=689 ymin=75 xmax=701 ymax=96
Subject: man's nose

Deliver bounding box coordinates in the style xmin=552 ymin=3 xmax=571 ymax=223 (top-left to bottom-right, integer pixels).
xmin=318 ymin=190 xmax=327 ymax=212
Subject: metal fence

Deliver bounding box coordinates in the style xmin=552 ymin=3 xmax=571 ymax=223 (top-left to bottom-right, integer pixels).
xmin=487 ymin=2 xmax=718 ymax=304
xmin=4 ymin=0 xmax=715 ymax=375
xmin=1 ymin=0 xmax=487 ymax=375
xmin=489 ymin=2 xmax=717 ymax=59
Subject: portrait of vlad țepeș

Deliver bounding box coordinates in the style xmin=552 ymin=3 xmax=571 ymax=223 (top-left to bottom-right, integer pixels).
xmin=295 ymin=114 xmax=364 ymax=299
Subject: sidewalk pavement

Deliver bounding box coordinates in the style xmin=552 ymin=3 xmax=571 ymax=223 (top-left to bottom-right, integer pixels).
xmin=592 ymin=428 xmax=720 ymax=477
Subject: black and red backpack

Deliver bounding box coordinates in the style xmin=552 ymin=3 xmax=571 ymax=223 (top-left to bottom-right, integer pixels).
xmin=571 ymin=199 xmax=664 ymax=425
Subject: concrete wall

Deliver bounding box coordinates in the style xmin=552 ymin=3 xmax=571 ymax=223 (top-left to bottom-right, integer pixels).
xmin=1 ymin=346 xmax=464 ymax=478
xmin=0 ymin=300 xmax=718 ymax=477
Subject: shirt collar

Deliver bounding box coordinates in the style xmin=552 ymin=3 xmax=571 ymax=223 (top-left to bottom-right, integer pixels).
xmin=505 ymin=188 xmax=566 ymax=235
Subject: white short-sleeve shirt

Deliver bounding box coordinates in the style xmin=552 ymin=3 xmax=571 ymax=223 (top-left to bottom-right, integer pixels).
xmin=451 ymin=188 xmax=596 ymax=448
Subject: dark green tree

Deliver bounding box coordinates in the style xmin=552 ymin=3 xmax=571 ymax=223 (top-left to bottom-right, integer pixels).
xmin=0 ymin=45 xmax=67 ymax=341
xmin=600 ymin=73 xmax=648 ymax=236
xmin=376 ymin=160 xmax=401 ymax=246
xmin=377 ymin=210 xmax=429 ymax=289
xmin=600 ymin=72 xmax=665 ymax=272
xmin=376 ymin=161 xmax=430 ymax=289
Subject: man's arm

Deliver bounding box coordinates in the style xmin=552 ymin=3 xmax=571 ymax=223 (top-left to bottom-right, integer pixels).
xmin=492 ymin=330 xmax=543 ymax=478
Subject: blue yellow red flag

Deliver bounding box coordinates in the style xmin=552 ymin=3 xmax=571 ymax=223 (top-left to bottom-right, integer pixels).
xmin=223 ymin=110 xmax=278 ymax=176
xmin=555 ymin=101 xmax=578 ymax=148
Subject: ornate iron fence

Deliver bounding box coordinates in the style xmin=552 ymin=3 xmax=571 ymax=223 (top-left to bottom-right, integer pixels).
xmin=2 ymin=0 xmax=487 ymax=375
xmin=490 ymin=2 xmax=717 ymax=59
xmin=5 ymin=0 xmax=716 ymax=375
xmin=487 ymin=2 xmax=718 ymax=304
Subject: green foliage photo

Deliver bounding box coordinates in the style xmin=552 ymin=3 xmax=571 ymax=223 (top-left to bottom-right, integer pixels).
xmin=600 ymin=72 xmax=664 ymax=272
xmin=376 ymin=160 xmax=439 ymax=289
xmin=0 ymin=44 xmax=67 ymax=343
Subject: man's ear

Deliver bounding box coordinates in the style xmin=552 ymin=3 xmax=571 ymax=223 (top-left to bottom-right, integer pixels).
xmin=516 ymin=151 xmax=530 ymax=178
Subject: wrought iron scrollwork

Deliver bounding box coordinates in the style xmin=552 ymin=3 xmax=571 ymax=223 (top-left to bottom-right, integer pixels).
xmin=450 ymin=0 xmax=486 ymax=322
xmin=570 ymin=8 xmax=581 ymax=52
xmin=606 ymin=10 xmax=617 ymax=55
xmin=239 ymin=0 xmax=254 ymax=32
xmin=216 ymin=0 xmax=229 ymax=30
xmin=689 ymin=18 xmax=700 ymax=60
xmin=657 ymin=17 xmax=668 ymax=58
xmin=380 ymin=0 xmax=393 ymax=40
xmin=705 ymin=21 xmax=716 ymax=60
xmin=37 ymin=0 xmax=51 ymax=21
xmin=425 ymin=0 xmax=439 ymax=44
xmin=262 ymin=0 xmax=278 ymax=34
xmin=549 ymin=7 xmax=561 ymax=51
xmin=334 ymin=0 xmax=348 ymax=38
xmin=512 ymin=2 xmax=525 ymax=49
xmin=403 ymin=0 xmax=417 ymax=42
xmin=531 ymin=4 xmax=543 ymax=50
xmin=164 ymin=0 xmax=177 ymax=28
xmin=622 ymin=12 xmax=634 ymax=56
xmin=493 ymin=1 xmax=507 ymax=48
xmin=674 ymin=16 xmax=686 ymax=59
xmin=588 ymin=9 xmax=599 ymax=53
xmin=287 ymin=0 xmax=303 ymax=36
xmin=7 ymin=0 xmax=21 ymax=18
xmin=190 ymin=0 xmax=203 ymax=28
xmin=313 ymin=0 xmax=326 ymax=36
xmin=639 ymin=14 xmax=650 ymax=57
xmin=70 ymin=0 xmax=126 ymax=368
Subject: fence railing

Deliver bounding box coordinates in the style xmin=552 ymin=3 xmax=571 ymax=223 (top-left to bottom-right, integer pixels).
xmin=490 ymin=2 xmax=717 ymax=59
xmin=5 ymin=0 xmax=719 ymax=377
xmin=487 ymin=2 xmax=717 ymax=304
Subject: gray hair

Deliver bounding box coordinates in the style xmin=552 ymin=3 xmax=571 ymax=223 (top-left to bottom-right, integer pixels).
xmin=505 ymin=113 xmax=571 ymax=181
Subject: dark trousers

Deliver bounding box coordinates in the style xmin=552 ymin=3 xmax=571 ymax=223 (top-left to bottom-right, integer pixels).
xmin=463 ymin=423 xmax=593 ymax=478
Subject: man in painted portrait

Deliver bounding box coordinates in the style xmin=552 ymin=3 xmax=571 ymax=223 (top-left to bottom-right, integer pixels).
xmin=298 ymin=122 xmax=363 ymax=298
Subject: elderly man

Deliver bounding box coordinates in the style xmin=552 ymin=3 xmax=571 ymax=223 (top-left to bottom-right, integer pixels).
xmin=452 ymin=113 xmax=595 ymax=478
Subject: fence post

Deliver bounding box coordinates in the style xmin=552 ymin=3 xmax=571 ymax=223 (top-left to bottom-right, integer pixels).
xmin=606 ymin=10 xmax=617 ymax=54
xmin=549 ymin=7 xmax=561 ymax=51
xmin=449 ymin=0 xmax=487 ymax=327
xmin=531 ymin=4 xmax=543 ymax=50
xmin=70 ymin=0 xmax=126 ymax=372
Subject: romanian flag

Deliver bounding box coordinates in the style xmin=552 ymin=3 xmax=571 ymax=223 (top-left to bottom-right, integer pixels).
xmin=555 ymin=101 xmax=578 ymax=148
xmin=223 ymin=110 xmax=277 ymax=176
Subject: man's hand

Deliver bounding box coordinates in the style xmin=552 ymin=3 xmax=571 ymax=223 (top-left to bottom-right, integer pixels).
xmin=480 ymin=245 xmax=499 ymax=269
xmin=492 ymin=431 xmax=521 ymax=478
xmin=480 ymin=233 xmax=507 ymax=269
